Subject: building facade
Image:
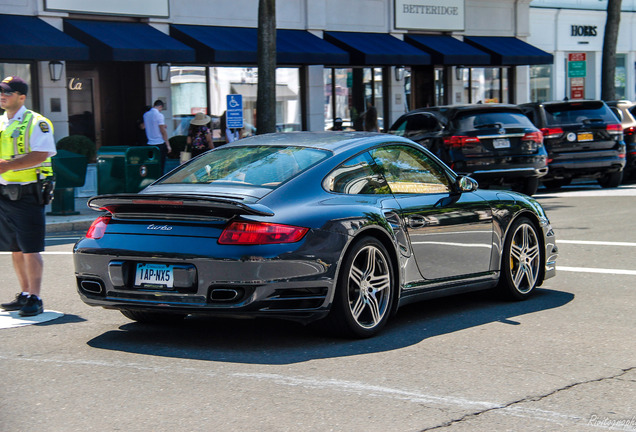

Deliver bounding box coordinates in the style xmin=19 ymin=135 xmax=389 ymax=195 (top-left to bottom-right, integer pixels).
xmin=528 ymin=0 xmax=636 ymax=102
xmin=1 ymin=0 xmax=551 ymax=147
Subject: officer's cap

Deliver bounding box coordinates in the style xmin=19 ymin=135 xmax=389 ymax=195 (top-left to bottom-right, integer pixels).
xmin=0 ymin=76 xmax=28 ymax=96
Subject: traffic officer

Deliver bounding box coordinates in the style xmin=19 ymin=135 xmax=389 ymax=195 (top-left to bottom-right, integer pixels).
xmin=0 ymin=76 xmax=56 ymax=317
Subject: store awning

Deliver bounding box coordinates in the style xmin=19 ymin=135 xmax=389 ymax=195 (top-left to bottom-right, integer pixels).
xmin=463 ymin=36 xmax=553 ymax=65
xmin=0 ymin=14 xmax=89 ymax=60
xmin=63 ymin=19 xmax=195 ymax=62
xmin=404 ymin=35 xmax=490 ymax=65
xmin=170 ymin=25 xmax=349 ymax=65
xmin=324 ymin=32 xmax=431 ymax=65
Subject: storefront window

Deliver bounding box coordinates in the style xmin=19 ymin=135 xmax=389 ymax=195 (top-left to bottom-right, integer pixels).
xmin=530 ymin=65 xmax=553 ymax=102
xmin=0 ymin=63 xmax=33 ymax=111
xmin=324 ymin=68 xmax=352 ymax=130
xmin=324 ymin=67 xmax=385 ymax=131
xmin=434 ymin=68 xmax=445 ymax=106
xmin=170 ymin=66 xmax=300 ymax=139
xmin=615 ymin=55 xmax=626 ymax=100
xmin=462 ymin=67 xmax=511 ymax=104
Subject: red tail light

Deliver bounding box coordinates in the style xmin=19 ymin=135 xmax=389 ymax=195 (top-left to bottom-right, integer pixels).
xmin=443 ymin=136 xmax=480 ymax=148
xmin=522 ymin=131 xmax=543 ymax=143
xmin=607 ymin=124 xmax=622 ymax=134
xmin=624 ymin=126 xmax=635 ymax=136
xmin=86 ymin=216 xmax=111 ymax=239
xmin=218 ymin=221 xmax=309 ymax=245
xmin=540 ymin=127 xmax=564 ymax=139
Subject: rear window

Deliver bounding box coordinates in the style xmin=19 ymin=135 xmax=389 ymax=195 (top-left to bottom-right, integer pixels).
xmin=453 ymin=110 xmax=535 ymax=131
xmin=158 ymin=145 xmax=330 ymax=188
xmin=543 ymin=102 xmax=617 ymax=126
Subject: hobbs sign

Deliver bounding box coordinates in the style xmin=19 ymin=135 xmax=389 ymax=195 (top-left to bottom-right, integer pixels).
xmin=395 ymin=0 xmax=465 ymax=31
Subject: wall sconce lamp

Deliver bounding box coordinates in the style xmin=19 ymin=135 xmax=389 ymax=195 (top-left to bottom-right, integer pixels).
xmin=157 ymin=63 xmax=170 ymax=82
xmin=455 ymin=67 xmax=465 ymax=81
xmin=395 ymin=65 xmax=405 ymax=81
xmin=48 ymin=61 xmax=63 ymax=81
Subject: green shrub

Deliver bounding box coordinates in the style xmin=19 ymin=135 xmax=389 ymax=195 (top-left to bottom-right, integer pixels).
xmin=168 ymin=135 xmax=188 ymax=159
xmin=57 ymin=135 xmax=97 ymax=163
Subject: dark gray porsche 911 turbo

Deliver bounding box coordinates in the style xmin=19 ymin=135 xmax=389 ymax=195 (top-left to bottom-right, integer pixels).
xmin=73 ymin=132 xmax=558 ymax=338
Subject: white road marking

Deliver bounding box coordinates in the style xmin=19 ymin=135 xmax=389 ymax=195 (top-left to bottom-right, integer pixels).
xmin=558 ymin=266 xmax=636 ymax=276
xmin=558 ymin=240 xmax=636 ymax=247
xmin=0 ymin=310 xmax=64 ymax=329
xmin=0 ymin=251 xmax=72 ymax=255
xmin=0 ymin=355 xmax=587 ymax=426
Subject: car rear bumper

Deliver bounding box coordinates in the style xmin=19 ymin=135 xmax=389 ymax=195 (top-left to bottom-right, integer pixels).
xmin=544 ymin=152 xmax=625 ymax=180
xmin=73 ymin=232 xmax=344 ymax=324
xmin=453 ymin=155 xmax=548 ymax=181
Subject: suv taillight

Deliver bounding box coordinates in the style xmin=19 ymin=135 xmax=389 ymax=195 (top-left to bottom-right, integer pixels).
xmin=443 ymin=136 xmax=480 ymax=148
xmin=522 ymin=131 xmax=543 ymax=143
xmin=218 ymin=221 xmax=309 ymax=245
xmin=607 ymin=124 xmax=623 ymax=135
xmin=540 ymin=127 xmax=564 ymax=139
xmin=625 ymin=126 xmax=635 ymax=136
xmin=86 ymin=216 xmax=111 ymax=239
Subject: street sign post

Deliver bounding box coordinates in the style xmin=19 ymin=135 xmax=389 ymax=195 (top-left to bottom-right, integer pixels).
xmin=226 ymin=94 xmax=244 ymax=129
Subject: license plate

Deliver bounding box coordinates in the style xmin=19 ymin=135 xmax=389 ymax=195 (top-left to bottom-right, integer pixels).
xmin=134 ymin=263 xmax=174 ymax=288
xmin=493 ymin=138 xmax=510 ymax=149
xmin=578 ymin=132 xmax=594 ymax=142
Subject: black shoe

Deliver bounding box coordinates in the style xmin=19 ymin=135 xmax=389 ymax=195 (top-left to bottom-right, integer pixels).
xmin=19 ymin=295 xmax=43 ymax=317
xmin=1 ymin=293 xmax=29 ymax=311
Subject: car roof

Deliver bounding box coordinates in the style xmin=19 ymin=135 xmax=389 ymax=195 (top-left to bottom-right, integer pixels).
xmin=222 ymin=131 xmax=413 ymax=154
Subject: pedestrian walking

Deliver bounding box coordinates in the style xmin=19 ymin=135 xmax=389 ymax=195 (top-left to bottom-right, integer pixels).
xmin=143 ymin=100 xmax=172 ymax=172
xmin=0 ymin=76 xmax=57 ymax=317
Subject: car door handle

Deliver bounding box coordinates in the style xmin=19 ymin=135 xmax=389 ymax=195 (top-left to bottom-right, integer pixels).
xmin=407 ymin=215 xmax=428 ymax=228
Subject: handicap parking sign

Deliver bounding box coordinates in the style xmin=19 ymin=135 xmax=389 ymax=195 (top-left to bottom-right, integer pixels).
xmin=226 ymin=94 xmax=244 ymax=129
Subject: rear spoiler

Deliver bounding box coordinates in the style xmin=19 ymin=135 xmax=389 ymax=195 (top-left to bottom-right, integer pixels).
xmin=87 ymin=194 xmax=274 ymax=217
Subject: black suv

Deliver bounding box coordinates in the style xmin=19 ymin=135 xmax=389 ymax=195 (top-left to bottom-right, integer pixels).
xmin=519 ymin=100 xmax=625 ymax=189
xmin=388 ymin=104 xmax=548 ymax=195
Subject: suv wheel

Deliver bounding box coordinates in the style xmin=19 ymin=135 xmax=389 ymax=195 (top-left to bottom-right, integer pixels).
xmin=542 ymin=179 xmax=571 ymax=190
xmin=598 ymin=171 xmax=623 ymax=188
xmin=513 ymin=177 xmax=539 ymax=196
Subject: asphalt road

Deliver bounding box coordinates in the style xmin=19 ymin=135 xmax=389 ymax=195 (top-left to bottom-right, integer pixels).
xmin=1 ymin=182 xmax=635 ymax=432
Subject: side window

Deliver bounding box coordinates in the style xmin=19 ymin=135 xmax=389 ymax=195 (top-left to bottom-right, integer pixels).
xmin=324 ymin=153 xmax=390 ymax=195
xmin=370 ymin=145 xmax=451 ymax=194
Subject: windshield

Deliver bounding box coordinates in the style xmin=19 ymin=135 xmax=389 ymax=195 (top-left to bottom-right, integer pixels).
xmin=158 ymin=145 xmax=331 ymax=188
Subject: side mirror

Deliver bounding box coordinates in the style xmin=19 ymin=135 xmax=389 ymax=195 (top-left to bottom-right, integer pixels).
xmin=457 ymin=176 xmax=478 ymax=192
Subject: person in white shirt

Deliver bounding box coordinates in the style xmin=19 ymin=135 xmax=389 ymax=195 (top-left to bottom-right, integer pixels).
xmin=143 ymin=100 xmax=172 ymax=172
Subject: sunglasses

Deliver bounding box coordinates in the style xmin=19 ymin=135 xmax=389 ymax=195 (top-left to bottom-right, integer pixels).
xmin=0 ymin=89 xmax=16 ymax=96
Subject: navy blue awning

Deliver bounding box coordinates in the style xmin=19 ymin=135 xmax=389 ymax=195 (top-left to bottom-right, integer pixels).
xmin=324 ymin=32 xmax=430 ymax=65
xmin=170 ymin=25 xmax=349 ymax=65
xmin=0 ymin=14 xmax=88 ymax=60
xmin=464 ymin=37 xmax=553 ymax=65
xmin=64 ymin=19 xmax=195 ymax=62
xmin=404 ymin=35 xmax=490 ymax=65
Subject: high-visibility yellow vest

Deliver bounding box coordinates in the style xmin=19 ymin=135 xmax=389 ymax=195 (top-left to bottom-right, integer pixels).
xmin=0 ymin=110 xmax=53 ymax=183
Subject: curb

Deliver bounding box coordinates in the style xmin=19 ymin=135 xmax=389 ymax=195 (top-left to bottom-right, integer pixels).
xmin=46 ymin=218 xmax=95 ymax=234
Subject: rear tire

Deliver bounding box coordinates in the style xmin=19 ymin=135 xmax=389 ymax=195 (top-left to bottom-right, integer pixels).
xmin=513 ymin=177 xmax=539 ymax=196
xmin=542 ymin=179 xmax=571 ymax=190
xmin=121 ymin=310 xmax=187 ymax=324
xmin=598 ymin=171 xmax=623 ymax=188
xmin=322 ymin=236 xmax=395 ymax=338
xmin=498 ymin=217 xmax=542 ymax=300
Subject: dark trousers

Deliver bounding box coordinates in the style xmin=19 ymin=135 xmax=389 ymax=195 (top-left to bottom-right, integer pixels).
xmin=151 ymin=143 xmax=169 ymax=174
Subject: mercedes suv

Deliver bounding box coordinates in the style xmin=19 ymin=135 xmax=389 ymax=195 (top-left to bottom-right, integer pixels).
xmin=519 ymin=100 xmax=625 ymax=189
xmin=388 ymin=104 xmax=548 ymax=196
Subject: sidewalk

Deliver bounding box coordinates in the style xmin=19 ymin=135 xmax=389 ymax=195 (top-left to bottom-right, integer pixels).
xmin=45 ymin=196 xmax=97 ymax=233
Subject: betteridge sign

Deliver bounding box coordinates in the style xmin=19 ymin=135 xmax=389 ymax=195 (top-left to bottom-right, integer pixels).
xmin=395 ymin=0 xmax=465 ymax=31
